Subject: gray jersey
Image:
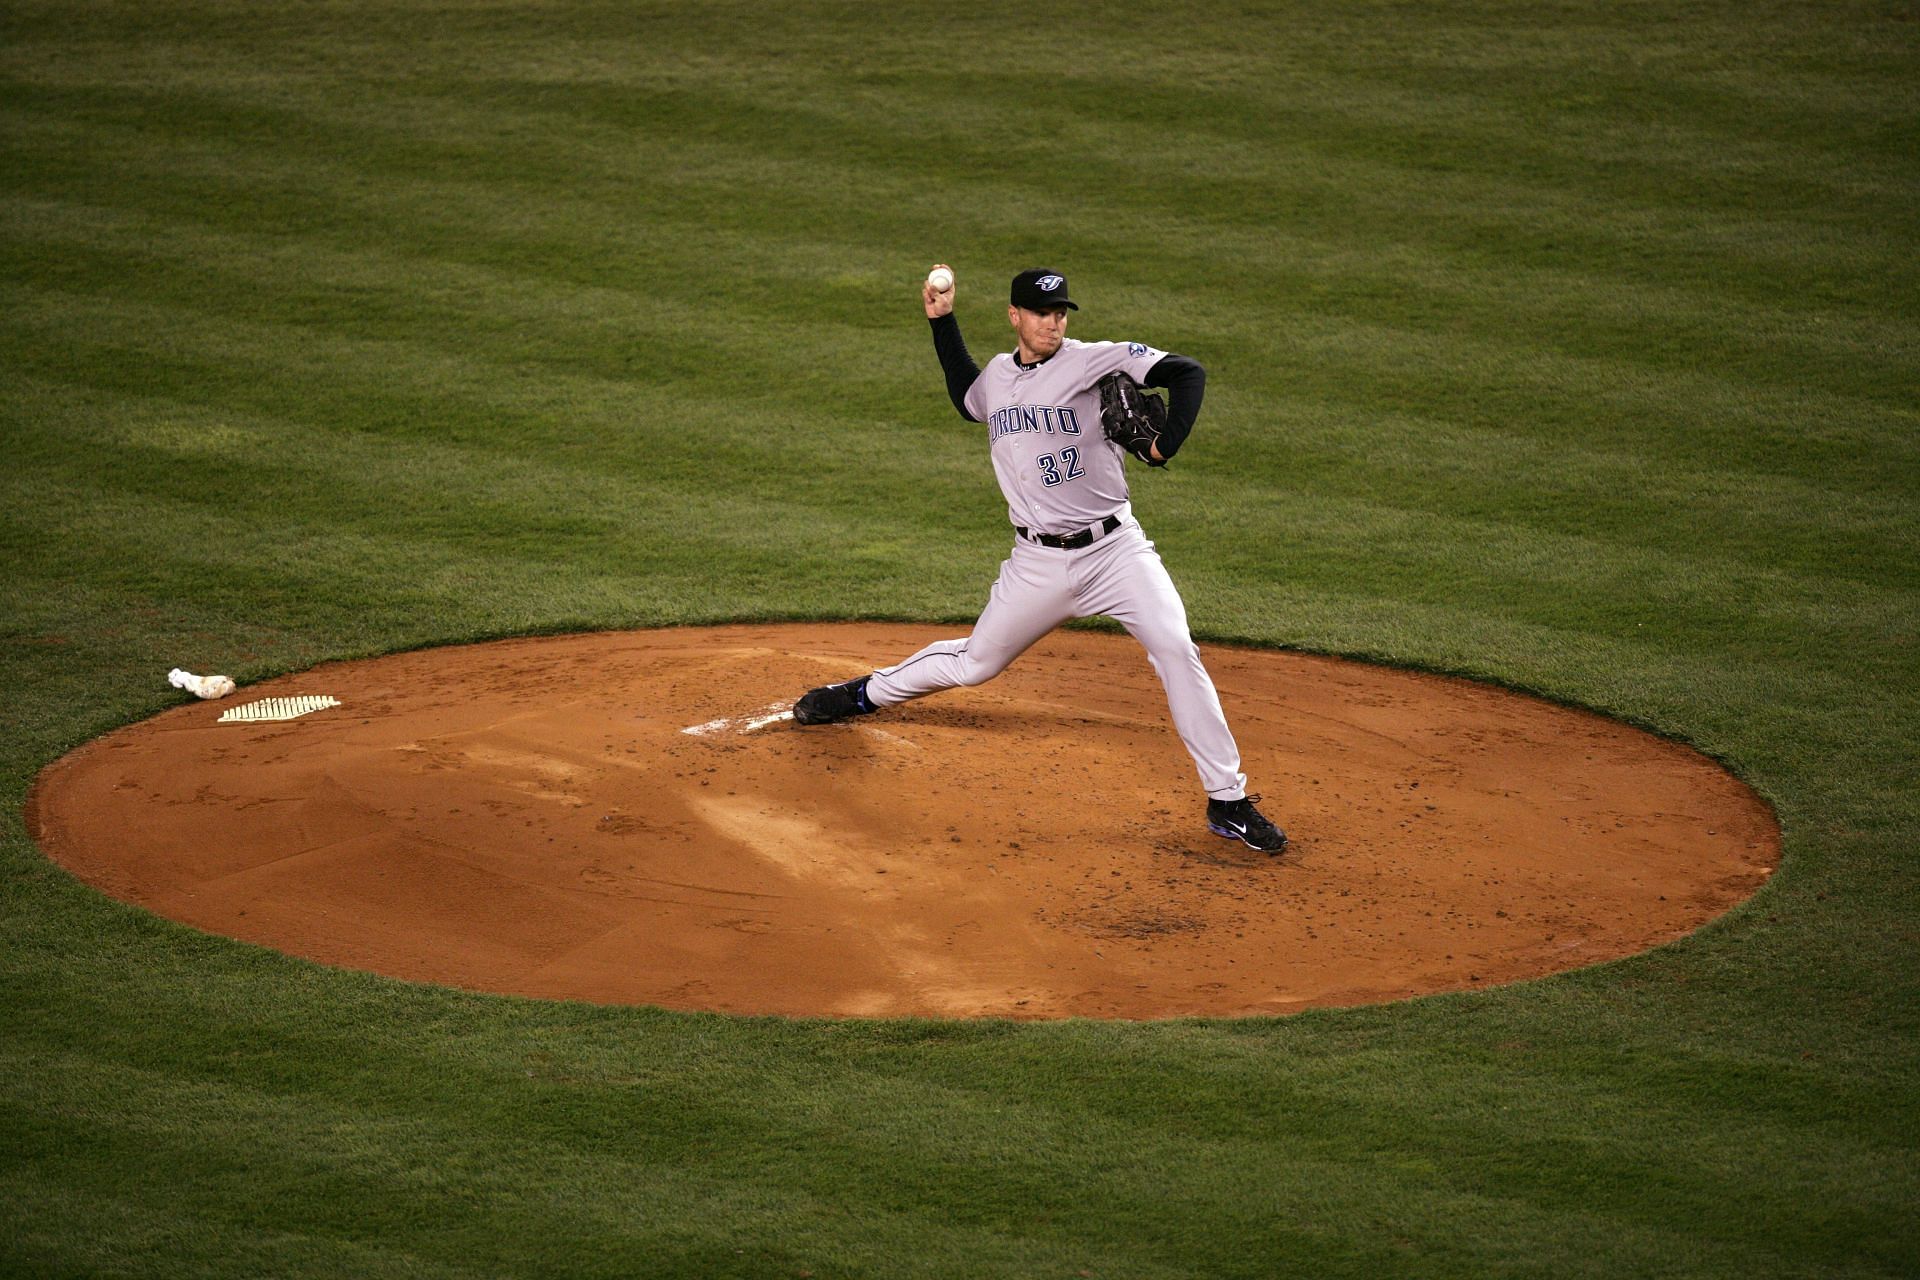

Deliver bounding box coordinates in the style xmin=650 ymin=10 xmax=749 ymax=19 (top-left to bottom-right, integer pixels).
xmin=963 ymin=338 xmax=1167 ymax=536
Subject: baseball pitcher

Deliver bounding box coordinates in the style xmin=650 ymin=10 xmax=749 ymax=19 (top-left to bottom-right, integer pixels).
xmin=792 ymin=266 xmax=1287 ymax=855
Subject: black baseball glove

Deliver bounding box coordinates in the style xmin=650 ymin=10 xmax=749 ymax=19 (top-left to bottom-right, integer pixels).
xmin=1097 ymin=371 xmax=1168 ymax=467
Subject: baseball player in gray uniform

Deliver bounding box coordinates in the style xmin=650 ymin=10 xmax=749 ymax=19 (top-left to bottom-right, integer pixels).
xmin=793 ymin=266 xmax=1287 ymax=855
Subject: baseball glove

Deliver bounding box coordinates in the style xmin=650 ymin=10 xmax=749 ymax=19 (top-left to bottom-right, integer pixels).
xmin=1097 ymin=371 xmax=1168 ymax=467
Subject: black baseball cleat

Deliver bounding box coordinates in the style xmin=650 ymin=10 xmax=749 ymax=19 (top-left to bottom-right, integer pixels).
xmin=1206 ymin=794 xmax=1289 ymax=855
xmin=792 ymin=675 xmax=877 ymax=726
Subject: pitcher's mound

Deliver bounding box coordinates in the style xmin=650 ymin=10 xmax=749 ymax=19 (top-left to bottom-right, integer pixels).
xmin=28 ymin=624 xmax=1779 ymax=1019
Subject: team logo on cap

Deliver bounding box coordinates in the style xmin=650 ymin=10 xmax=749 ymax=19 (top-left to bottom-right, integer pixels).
xmin=1037 ymin=274 xmax=1064 ymax=291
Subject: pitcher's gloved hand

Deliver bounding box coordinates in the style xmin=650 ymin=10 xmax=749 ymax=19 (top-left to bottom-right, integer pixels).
xmin=1097 ymin=371 xmax=1168 ymax=466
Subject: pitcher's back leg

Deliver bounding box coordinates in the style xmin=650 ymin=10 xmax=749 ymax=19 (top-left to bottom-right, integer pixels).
xmin=864 ymin=543 xmax=1075 ymax=706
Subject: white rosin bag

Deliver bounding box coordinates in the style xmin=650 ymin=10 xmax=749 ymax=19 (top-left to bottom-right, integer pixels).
xmin=168 ymin=668 xmax=236 ymax=700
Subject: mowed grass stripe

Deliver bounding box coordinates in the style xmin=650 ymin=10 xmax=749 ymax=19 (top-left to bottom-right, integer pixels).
xmin=7 ymin=119 xmax=1910 ymax=508
xmin=8 ymin=73 xmax=1909 ymax=426
xmin=9 ymin=305 xmax=1908 ymax=694
xmin=0 ymin=87 xmax=1034 ymax=280
xmin=1203 ymin=320 xmax=1917 ymax=485
xmin=8 ymin=987 xmax=1907 ymax=1279
xmin=7 ymin=278 xmax=1912 ymax=694
xmin=0 ymin=382 xmax=999 ymax=610
xmin=7 ymin=72 xmax=1911 ymax=338
xmin=0 ymin=196 xmax=932 ymax=385
xmin=13 ymin=0 xmax=1912 ymax=221
xmin=7 ymin=30 xmax=1911 ymax=322
xmin=9 ymin=23 xmax=1911 ymax=274
xmin=1119 ymin=250 xmax=1913 ymax=411
xmin=8 ymin=247 xmax=1913 ymax=645
xmin=1202 ymin=395 xmax=1915 ymax=586
xmin=0 ymin=219 xmax=931 ymax=428
xmin=8 ymin=186 xmax=1913 ymax=533
xmin=1174 ymin=488 xmax=1918 ymax=664
xmin=13 ymin=223 xmax=1912 ymax=521
xmin=0 ymin=1055 xmax=1260 ymax=1279
xmin=0 ymin=291 xmax=989 ymax=534
xmin=10 ymin=175 xmax=1915 ymax=433
xmin=0 ymin=1179 xmax=493 ymax=1280
xmin=6 ymin=1017 xmax=1896 ymax=1280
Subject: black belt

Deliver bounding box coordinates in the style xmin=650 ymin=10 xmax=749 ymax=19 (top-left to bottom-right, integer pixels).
xmin=1017 ymin=514 xmax=1122 ymax=550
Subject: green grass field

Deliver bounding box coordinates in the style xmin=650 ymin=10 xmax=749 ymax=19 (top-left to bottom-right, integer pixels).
xmin=3 ymin=1 xmax=1917 ymax=1275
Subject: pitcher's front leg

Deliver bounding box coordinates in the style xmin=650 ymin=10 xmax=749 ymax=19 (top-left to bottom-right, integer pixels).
xmin=1083 ymin=533 xmax=1248 ymax=799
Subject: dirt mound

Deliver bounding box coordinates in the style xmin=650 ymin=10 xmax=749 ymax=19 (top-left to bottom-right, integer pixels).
xmin=27 ymin=624 xmax=1779 ymax=1018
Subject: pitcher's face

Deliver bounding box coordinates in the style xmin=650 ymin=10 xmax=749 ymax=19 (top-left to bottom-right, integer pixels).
xmin=1009 ymin=305 xmax=1069 ymax=362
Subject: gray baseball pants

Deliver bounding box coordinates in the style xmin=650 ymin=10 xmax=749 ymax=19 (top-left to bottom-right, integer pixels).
xmin=864 ymin=519 xmax=1248 ymax=799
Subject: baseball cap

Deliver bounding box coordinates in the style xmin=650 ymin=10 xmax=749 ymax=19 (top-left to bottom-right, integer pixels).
xmin=1010 ymin=268 xmax=1078 ymax=311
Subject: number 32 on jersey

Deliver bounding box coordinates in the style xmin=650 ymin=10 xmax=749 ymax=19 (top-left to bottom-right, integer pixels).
xmin=1037 ymin=447 xmax=1084 ymax=487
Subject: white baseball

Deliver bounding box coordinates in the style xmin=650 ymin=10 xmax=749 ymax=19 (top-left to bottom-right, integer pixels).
xmin=927 ymin=267 xmax=954 ymax=293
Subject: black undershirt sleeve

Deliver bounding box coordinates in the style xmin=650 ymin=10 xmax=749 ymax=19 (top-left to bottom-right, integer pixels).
xmin=929 ymin=313 xmax=983 ymax=421
xmin=1143 ymin=353 xmax=1205 ymax=460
